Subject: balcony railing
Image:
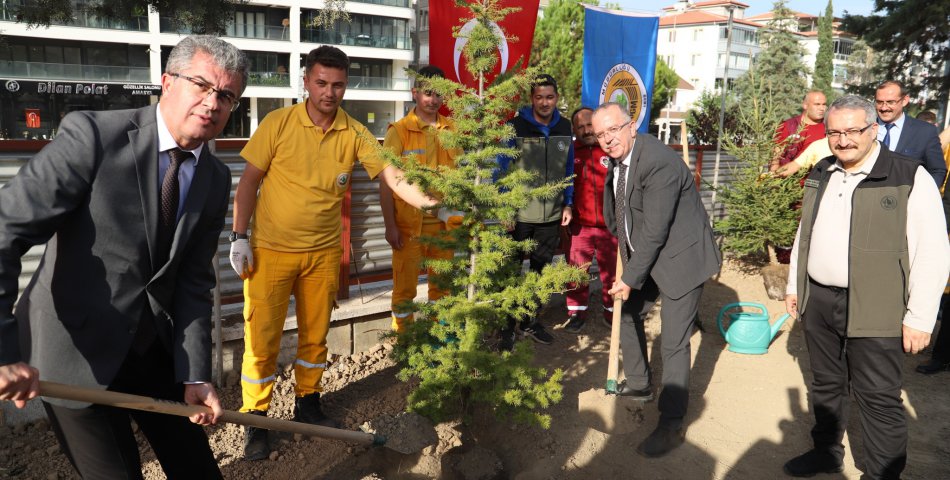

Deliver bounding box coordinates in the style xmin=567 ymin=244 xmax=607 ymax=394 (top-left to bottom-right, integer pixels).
xmin=247 ymin=72 xmax=290 ymax=87
xmin=834 ymin=53 xmax=851 ymax=61
xmin=349 ymin=76 xmax=409 ymax=90
xmin=0 ymin=61 xmax=151 ymax=82
xmin=350 ymin=0 xmax=411 ymax=7
xmin=226 ymin=22 xmax=289 ymax=41
xmin=300 ymin=29 xmax=411 ymax=50
xmin=0 ymin=6 xmax=147 ymax=31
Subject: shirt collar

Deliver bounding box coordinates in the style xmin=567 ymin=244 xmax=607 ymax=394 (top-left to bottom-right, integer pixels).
xmin=156 ymin=105 xmax=202 ymax=162
xmin=879 ymin=112 xmax=906 ymax=129
xmin=295 ymin=103 xmax=350 ymax=132
xmin=618 ymin=139 xmax=637 ymax=166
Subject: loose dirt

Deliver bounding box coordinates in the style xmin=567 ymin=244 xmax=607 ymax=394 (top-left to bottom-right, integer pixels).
xmin=3 ymin=260 xmax=949 ymax=479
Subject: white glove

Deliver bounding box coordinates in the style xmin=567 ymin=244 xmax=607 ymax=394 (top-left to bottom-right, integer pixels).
xmin=437 ymin=207 xmax=464 ymax=224
xmin=229 ymin=239 xmax=254 ymax=279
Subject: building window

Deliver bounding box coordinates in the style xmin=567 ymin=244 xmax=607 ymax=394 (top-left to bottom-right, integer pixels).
xmin=245 ymin=51 xmax=291 ymax=86
xmin=301 ymin=11 xmax=410 ymax=50
xmin=668 ymin=30 xmax=676 ymax=42
xmin=693 ymin=29 xmax=702 ymax=41
xmin=691 ymin=54 xmax=699 ymax=66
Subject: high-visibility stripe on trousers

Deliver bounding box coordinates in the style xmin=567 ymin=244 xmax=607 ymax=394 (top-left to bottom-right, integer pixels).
xmin=240 ymin=246 xmax=340 ymax=413
xmin=390 ymin=221 xmax=454 ymax=333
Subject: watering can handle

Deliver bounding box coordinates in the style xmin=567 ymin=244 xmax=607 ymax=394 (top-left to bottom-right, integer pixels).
xmin=716 ymin=302 xmax=767 ymax=337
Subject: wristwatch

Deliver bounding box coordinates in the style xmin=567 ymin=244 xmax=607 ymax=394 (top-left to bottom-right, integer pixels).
xmin=228 ymin=231 xmax=248 ymax=242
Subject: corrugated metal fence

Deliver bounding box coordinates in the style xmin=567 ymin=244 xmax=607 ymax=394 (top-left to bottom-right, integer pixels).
xmin=1 ymin=142 xmax=740 ymax=316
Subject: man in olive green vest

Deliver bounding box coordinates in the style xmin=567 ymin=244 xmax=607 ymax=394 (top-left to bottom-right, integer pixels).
xmin=784 ymin=95 xmax=950 ymax=479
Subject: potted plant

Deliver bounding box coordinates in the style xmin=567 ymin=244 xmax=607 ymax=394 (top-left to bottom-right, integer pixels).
xmin=711 ymin=77 xmax=806 ymax=300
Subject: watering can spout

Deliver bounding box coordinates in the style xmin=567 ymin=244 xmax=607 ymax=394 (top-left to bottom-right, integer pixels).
xmin=771 ymin=313 xmax=790 ymax=341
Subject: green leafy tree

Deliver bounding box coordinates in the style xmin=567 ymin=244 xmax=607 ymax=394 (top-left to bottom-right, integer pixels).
xmin=714 ymin=70 xmax=804 ymax=261
xmin=4 ymin=0 xmax=347 ymax=35
xmin=812 ymin=0 xmax=835 ymax=99
xmin=650 ymin=57 xmax=679 ymax=124
xmin=388 ymin=0 xmax=586 ymax=427
xmin=735 ymin=0 xmax=809 ymax=122
xmin=842 ymin=0 xmax=950 ymax=101
xmin=685 ymin=89 xmax=740 ymax=145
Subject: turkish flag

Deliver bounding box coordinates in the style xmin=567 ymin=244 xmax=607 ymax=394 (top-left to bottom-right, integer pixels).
xmin=25 ymin=109 xmax=41 ymax=129
xmin=429 ymin=0 xmax=540 ymax=89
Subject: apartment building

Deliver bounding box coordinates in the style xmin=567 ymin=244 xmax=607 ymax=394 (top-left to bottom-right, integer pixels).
xmin=656 ymin=0 xmax=854 ymax=135
xmin=0 ymin=0 xmax=414 ymax=141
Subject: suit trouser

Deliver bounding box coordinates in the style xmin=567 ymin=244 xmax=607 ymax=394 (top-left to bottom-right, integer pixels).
xmin=390 ymin=220 xmax=455 ymax=333
xmin=566 ymin=225 xmax=617 ymax=319
xmin=929 ymin=293 xmax=950 ymax=362
xmin=803 ymin=280 xmax=906 ymax=480
xmin=240 ymin=246 xmax=341 ymax=412
xmin=43 ymin=340 xmax=221 ymax=480
xmin=619 ymin=277 xmax=703 ymax=429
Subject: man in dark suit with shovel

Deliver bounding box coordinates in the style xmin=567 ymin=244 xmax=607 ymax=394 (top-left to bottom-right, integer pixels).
xmin=0 ymin=35 xmax=247 ymax=478
xmin=593 ymin=102 xmax=721 ymax=458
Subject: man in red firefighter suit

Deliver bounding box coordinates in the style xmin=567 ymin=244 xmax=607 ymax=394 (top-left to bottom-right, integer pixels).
xmin=562 ymin=107 xmax=618 ymax=333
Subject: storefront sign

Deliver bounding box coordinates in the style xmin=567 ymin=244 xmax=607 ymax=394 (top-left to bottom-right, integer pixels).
xmin=2 ymin=79 xmax=161 ymax=97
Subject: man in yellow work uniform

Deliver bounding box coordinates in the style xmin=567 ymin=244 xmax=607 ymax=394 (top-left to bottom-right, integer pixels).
xmin=381 ymin=65 xmax=458 ymax=333
xmin=230 ymin=46 xmax=436 ymax=461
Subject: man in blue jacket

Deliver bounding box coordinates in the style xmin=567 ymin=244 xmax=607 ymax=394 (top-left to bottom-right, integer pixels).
xmin=495 ymin=74 xmax=574 ymax=350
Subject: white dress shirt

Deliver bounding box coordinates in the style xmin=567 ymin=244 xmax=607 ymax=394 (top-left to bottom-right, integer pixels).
xmin=876 ymin=112 xmax=906 ymax=151
xmin=156 ymin=105 xmax=202 ymax=221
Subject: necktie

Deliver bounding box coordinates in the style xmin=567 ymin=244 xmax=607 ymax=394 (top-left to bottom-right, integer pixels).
xmin=133 ymin=148 xmax=188 ymax=354
xmin=159 ymin=148 xmax=188 ymax=259
xmin=882 ymin=122 xmax=895 ymax=149
xmin=615 ymin=162 xmax=629 ymax=265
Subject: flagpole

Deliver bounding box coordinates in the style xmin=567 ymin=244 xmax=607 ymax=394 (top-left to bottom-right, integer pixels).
xmin=710 ymin=4 xmax=735 ymax=223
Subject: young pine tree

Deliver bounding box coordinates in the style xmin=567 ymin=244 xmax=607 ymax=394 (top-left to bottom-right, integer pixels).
xmin=383 ymin=0 xmax=587 ymax=428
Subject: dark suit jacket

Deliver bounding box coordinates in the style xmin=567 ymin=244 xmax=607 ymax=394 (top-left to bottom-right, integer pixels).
xmin=603 ymin=134 xmax=721 ymax=300
xmin=892 ymin=115 xmax=946 ymax=187
xmin=0 ymin=105 xmax=231 ymax=404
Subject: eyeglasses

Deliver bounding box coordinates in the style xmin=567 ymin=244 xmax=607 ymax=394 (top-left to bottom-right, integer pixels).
xmin=594 ymin=120 xmax=631 ymax=141
xmin=170 ymin=73 xmax=240 ymax=112
xmin=826 ymin=123 xmax=873 ymax=141
xmin=875 ymin=99 xmax=902 ymax=108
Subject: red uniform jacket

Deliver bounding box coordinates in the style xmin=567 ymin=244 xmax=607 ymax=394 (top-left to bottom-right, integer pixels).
xmin=571 ymin=140 xmax=612 ymax=232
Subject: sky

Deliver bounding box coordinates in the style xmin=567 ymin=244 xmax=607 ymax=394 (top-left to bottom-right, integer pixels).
xmin=614 ymin=0 xmax=876 ymax=17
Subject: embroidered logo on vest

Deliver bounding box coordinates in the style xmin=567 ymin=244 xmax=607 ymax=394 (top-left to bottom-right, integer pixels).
xmin=881 ymin=195 xmax=898 ymax=210
xmin=600 ymin=156 xmax=610 ymax=168
xmin=336 ymin=173 xmax=350 ymax=187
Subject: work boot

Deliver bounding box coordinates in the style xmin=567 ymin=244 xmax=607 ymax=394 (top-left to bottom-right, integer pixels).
xmin=520 ymin=321 xmax=554 ymax=344
xmin=294 ymin=392 xmax=340 ymax=429
xmin=562 ymin=314 xmax=586 ymax=334
xmin=243 ymin=410 xmax=270 ymax=461
xmin=783 ymin=449 xmax=844 ymax=477
xmin=915 ymin=357 xmax=950 ymax=375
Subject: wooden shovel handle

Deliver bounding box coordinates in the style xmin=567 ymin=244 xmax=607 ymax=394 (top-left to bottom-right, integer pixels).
xmin=606 ymin=249 xmax=624 ymax=393
xmin=38 ymin=381 xmax=382 ymax=447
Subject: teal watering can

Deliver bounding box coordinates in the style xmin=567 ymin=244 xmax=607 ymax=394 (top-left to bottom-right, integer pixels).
xmin=717 ymin=302 xmax=789 ymax=355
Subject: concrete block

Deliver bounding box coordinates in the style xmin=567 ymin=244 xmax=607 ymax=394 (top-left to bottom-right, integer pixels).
xmin=353 ymin=313 xmax=393 ymax=353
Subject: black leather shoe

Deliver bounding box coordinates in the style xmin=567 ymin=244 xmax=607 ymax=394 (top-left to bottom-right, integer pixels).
xmin=294 ymin=392 xmax=341 ymax=429
xmin=915 ymin=358 xmax=950 ymax=375
xmin=637 ymin=425 xmax=684 ymax=458
xmin=615 ymin=382 xmax=654 ymax=401
xmin=243 ymin=410 xmax=270 ymax=461
xmin=783 ymin=449 xmax=844 ymax=477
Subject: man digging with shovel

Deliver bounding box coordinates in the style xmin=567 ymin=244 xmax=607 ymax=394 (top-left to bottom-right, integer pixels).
xmin=592 ymin=102 xmax=721 ymax=458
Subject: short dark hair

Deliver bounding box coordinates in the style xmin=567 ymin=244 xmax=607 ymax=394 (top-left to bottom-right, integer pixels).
xmin=414 ymin=65 xmax=445 ymax=88
xmin=917 ymin=110 xmax=937 ymax=124
xmin=305 ymin=46 xmax=350 ymax=73
xmin=531 ymin=73 xmax=558 ymax=96
xmin=571 ymin=106 xmax=593 ymax=123
xmin=876 ymin=80 xmax=907 ymax=97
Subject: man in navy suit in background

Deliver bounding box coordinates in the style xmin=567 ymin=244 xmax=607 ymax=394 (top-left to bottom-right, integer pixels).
xmin=875 ymin=80 xmax=946 ymax=187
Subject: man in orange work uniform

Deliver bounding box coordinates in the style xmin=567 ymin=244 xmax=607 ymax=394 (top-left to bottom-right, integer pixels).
xmin=230 ymin=46 xmax=437 ymax=461
xmin=381 ymin=65 xmax=459 ymax=333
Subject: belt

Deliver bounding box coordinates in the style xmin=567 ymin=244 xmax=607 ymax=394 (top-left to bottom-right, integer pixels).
xmin=809 ymin=277 xmax=847 ymax=294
